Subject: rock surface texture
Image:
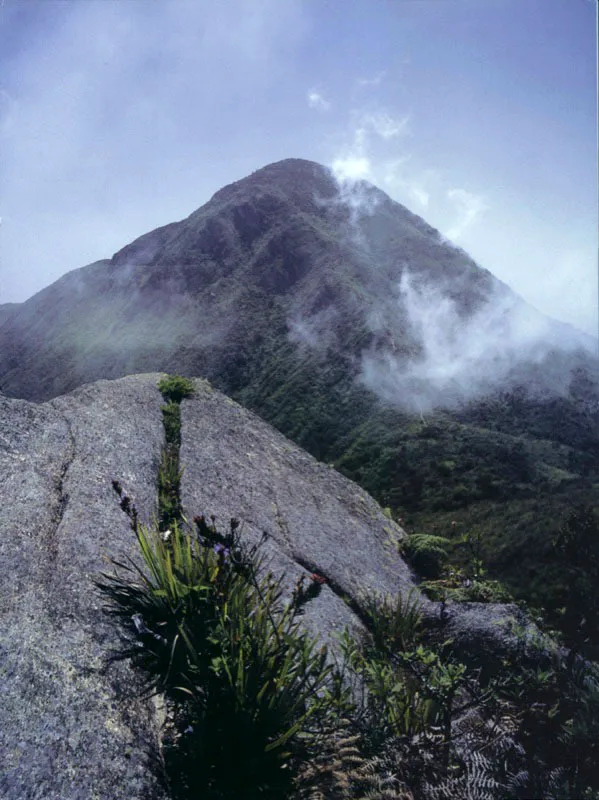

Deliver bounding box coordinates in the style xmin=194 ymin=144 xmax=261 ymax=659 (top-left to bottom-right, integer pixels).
xmin=1 ymin=376 xmax=167 ymax=800
xmin=1 ymin=374 xmax=531 ymax=799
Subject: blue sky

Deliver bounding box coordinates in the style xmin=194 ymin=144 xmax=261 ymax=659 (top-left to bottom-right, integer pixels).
xmin=0 ymin=0 xmax=596 ymax=335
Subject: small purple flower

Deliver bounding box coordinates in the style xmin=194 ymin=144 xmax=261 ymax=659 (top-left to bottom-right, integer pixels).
xmin=184 ymin=725 xmax=194 ymax=735
xmin=213 ymin=543 xmax=230 ymax=559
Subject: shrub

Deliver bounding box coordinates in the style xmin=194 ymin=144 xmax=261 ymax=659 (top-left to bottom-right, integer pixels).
xmin=339 ymin=590 xmax=492 ymax=786
xmin=420 ymin=575 xmax=512 ymax=604
xmin=403 ymin=533 xmax=450 ymax=579
xmin=158 ymin=374 xmax=195 ymax=403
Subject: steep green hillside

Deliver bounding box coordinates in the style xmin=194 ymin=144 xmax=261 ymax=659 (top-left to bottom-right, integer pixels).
xmin=231 ymin=339 xmax=599 ymax=647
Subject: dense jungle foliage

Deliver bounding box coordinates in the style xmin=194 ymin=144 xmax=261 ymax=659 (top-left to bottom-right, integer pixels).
xmin=224 ymin=341 xmax=599 ymax=660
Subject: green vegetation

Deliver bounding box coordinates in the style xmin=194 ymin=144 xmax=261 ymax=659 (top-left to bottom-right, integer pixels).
xmin=162 ymin=400 xmax=182 ymax=447
xmin=157 ymin=375 xmax=195 ymax=531
xmin=98 ymin=518 xmax=341 ymax=799
xmin=401 ymin=529 xmax=513 ymax=604
xmin=98 ymin=514 xmax=599 ymax=798
xmin=95 ymin=373 xmax=599 ymax=798
xmin=157 ymin=446 xmax=183 ymax=531
xmin=551 ymin=504 xmax=599 ymax=664
xmin=402 ymin=534 xmax=450 ymax=579
xmin=158 ymin=374 xmax=196 ymax=403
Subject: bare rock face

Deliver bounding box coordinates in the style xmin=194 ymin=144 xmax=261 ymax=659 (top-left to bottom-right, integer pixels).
xmin=179 ymin=378 xmax=416 ymax=650
xmin=0 ymin=374 xmax=536 ymax=799
xmin=0 ymin=376 xmax=167 ymax=800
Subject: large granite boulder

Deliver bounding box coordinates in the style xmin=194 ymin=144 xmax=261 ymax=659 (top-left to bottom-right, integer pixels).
xmin=0 ymin=377 xmax=167 ymax=800
xmin=0 ymin=374 xmax=533 ymax=799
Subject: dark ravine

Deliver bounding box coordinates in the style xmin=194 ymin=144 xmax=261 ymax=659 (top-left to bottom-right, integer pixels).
xmin=0 ymin=373 xmax=543 ymax=799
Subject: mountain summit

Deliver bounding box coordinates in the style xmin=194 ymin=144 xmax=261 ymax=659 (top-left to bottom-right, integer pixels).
xmin=0 ymin=157 xmax=591 ymax=405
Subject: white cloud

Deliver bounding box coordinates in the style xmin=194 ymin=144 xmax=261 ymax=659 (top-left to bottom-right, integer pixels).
xmin=356 ymin=70 xmax=386 ymax=87
xmin=332 ymin=155 xmax=371 ymax=181
xmin=307 ymin=90 xmax=331 ymax=111
xmin=326 ymin=109 xmax=413 ymax=233
xmin=361 ymin=111 xmax=409 ymax=140
xmin=444 ymin=188 xmax=489 ymax=240
xmin=360 ymin=269 xmax=589 ymax=414
xmin=329 ymin=111 xmax=410 ymax=186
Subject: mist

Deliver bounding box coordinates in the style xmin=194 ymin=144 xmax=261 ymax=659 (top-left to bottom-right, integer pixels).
xmin=360 ymin=269 xmax=596 ymax=415
xmin=292 ymin=171 xmax=599 ymax=416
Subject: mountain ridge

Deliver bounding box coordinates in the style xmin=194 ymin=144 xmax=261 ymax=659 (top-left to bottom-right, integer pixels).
xmin=0 ymin=158 xmax=593 ymax=404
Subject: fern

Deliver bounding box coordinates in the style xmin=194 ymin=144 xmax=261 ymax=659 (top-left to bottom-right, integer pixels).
xmin=293 ymin=719 xmax=413 ymax=800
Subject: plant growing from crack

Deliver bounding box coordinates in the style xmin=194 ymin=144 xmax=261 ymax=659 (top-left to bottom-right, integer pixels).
xmin=97 ymin=516 xmax=347 ymax=799
xmin=156 ymin=374 xmax=195 ymax=531
xmin=97 ymin=377 xmax=599 ymax=799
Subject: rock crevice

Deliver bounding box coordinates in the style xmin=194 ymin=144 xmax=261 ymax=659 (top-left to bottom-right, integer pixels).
xmin=47 ymin=414 xmax=75 ymax=567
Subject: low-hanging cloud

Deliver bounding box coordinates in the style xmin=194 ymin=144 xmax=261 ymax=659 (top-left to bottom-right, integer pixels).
xmin=307 ymin=95 xmax=597 ymax=406
xmin=327 ymin=108 xmax=411 ymax=232
xmin=359 ymin=268 xmax=592 ymax=414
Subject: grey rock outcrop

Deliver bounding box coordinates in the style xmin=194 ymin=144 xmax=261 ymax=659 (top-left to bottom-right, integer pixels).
xmin=180 ymin=378 xmax=416 ymax=650
xmin=1 ymin=376 xmax=167 ymax=800
xmin=1 ymin=373 xmax=537 ymax=799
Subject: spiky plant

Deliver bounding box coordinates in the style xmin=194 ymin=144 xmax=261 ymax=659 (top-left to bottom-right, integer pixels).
xmin=97 ymin=519 xmax=340 ymax=799
xmin=361 ymin=589 xmax=424 ymax=656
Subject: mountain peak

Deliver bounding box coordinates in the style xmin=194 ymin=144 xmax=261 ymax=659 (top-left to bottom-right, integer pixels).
xmin=0 ymin=157 xmax=595 ymax=407
xmin=203 ymin=157 xmax=340 ymax=215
